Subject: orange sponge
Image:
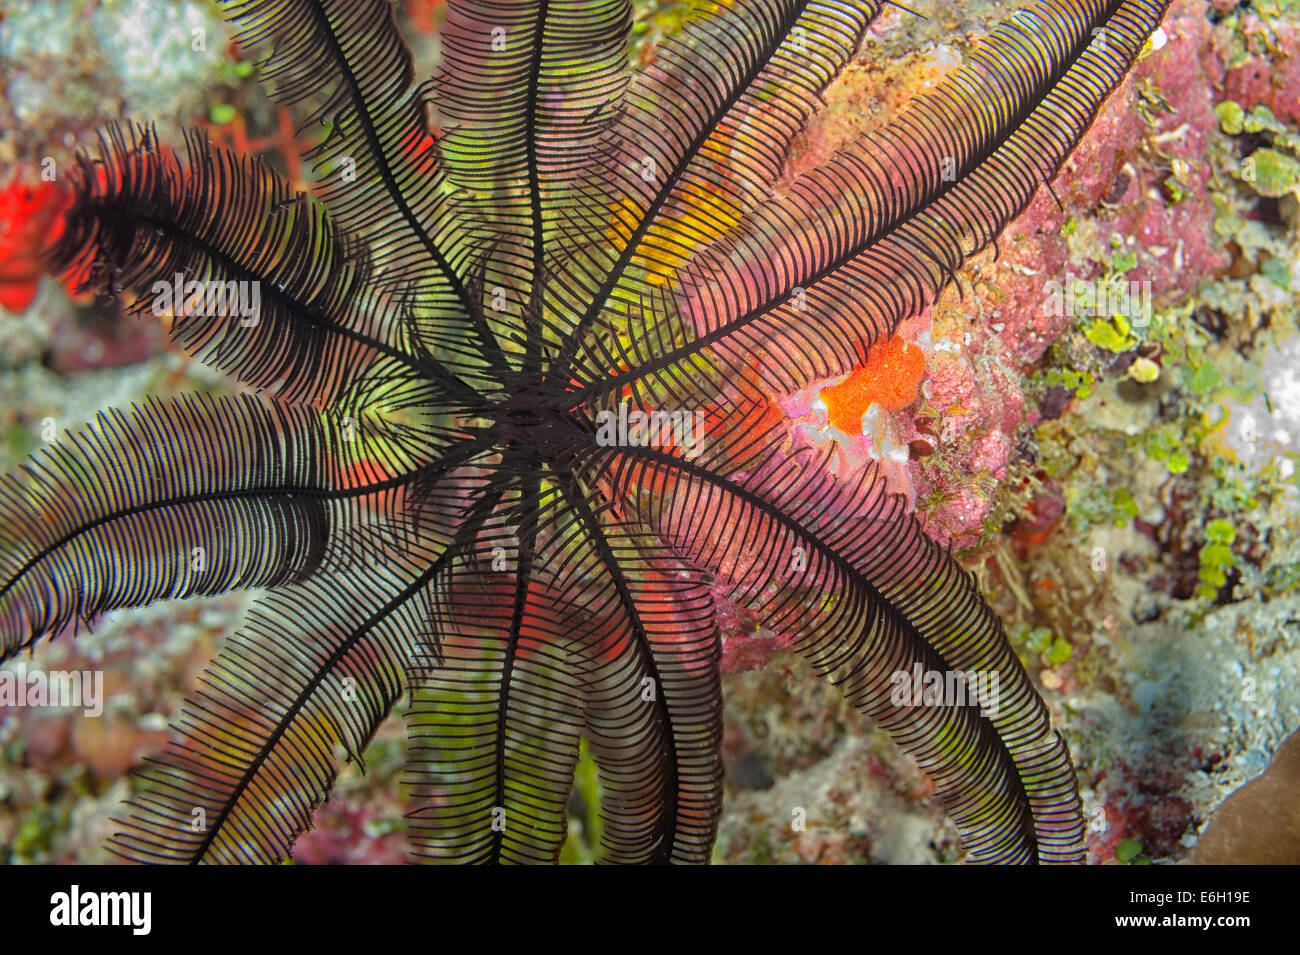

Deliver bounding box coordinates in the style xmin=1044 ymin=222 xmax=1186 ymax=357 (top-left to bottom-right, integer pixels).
xmin=819 ymin=335 xmax=925 ymax=434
